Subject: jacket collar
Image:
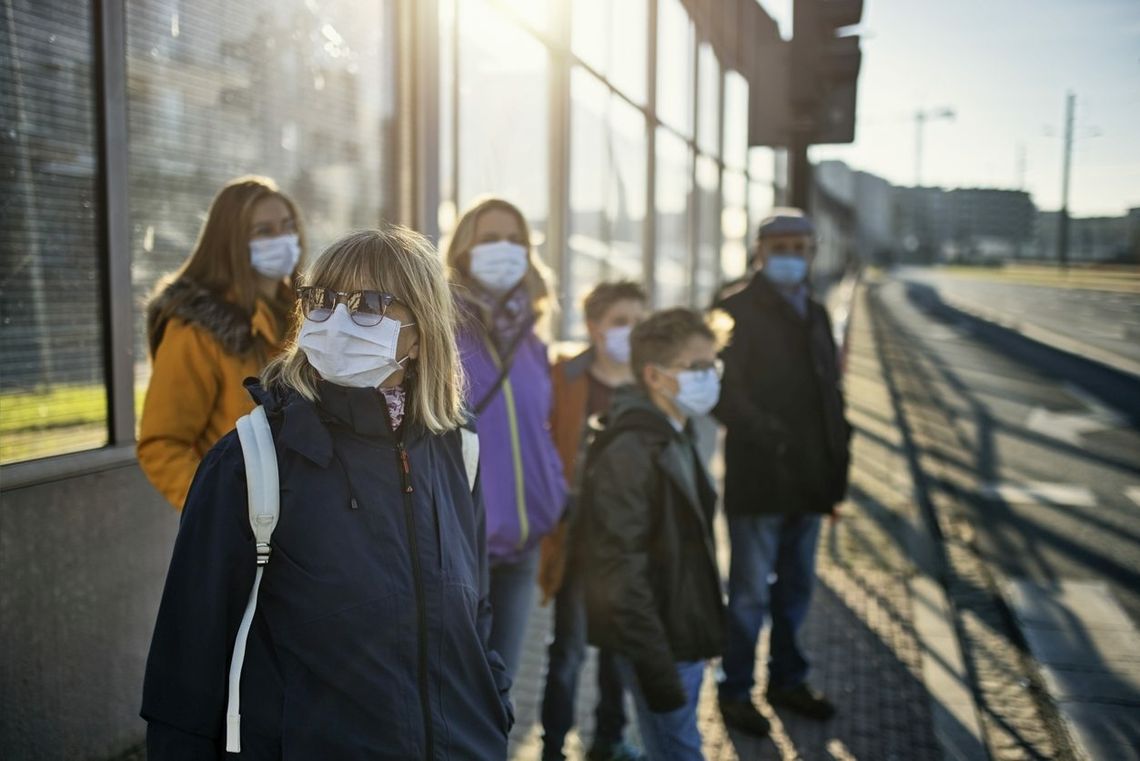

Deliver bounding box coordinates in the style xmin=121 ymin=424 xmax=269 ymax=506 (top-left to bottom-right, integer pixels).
xmin=609 ymin=390 xmax=713 ymax=531
xmin=246 ymin=379 xmax=415 ymax=468
xmin=747 ymin=271 xmax=815 ymax=324
xmin=562 ymin=346 xmax=595 ymax=383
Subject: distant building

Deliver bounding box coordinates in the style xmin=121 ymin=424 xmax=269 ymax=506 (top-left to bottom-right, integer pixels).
xmin=892 ymin=186 xmax=1035 ymax=263
xmin=1036 ymin=212 xmax=1136 ymax=263
xmin=815 ymin=160 xmax=896 ymax=266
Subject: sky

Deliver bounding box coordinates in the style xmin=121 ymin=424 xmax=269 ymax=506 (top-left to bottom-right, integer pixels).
xmin=764 ymin=0 xmax=1140 ymax=217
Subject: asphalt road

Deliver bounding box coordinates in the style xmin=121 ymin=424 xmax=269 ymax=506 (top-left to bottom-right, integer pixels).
xmin=879 ymin=269 xmax=1140 ymax=625
xmin=899 ymin=267 xmax=1140 ymax=375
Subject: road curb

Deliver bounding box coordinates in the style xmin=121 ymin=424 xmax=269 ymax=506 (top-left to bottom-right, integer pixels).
xmin=938 ymin=293 xmax=1140 ymax=383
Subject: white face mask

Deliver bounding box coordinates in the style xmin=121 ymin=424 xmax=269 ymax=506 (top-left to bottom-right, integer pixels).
xmin=297 ymin=304 xmax=415 ymax=388
xmin=603 ymin=325 xmax=633 ymax=365
xmin=249 ymin=233 xmax=301 ymax=280
xmin=469 ymin=240 xmax=529 ymax=294
xmin=672 ymin=368 xmax=722 ymax=418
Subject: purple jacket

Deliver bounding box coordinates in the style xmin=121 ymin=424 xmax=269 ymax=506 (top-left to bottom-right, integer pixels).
xmin=457 ymin=323 xmax=568 ymax=563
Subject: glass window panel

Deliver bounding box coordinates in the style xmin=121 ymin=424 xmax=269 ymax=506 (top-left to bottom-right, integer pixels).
xmin=723 ymin=70 xmax=748 ymax=170
xmin=126 ymin=0 xmax=398 ymax=406
xmin=748 ymin=146 xmax=776 ymax=236
xmin=458 ymin=0 xmax=549 ymax=252
xmin=1 ymin=1 xmax=108 ymax=464
xmin=439 ymin=0 xmax=457 ymax=233
xmin=567 ymin=70 xmax=646 ymax=340
xmin=655 ymin=0 xmax=693 ymax=137
xmin=571 ymin=0 xmax=607 ymax=75
xmin=568 ymin=68 xmax=609 ymax=339
xmin=722 ymin=169 xmax=749 ymax=281
xmin=572 ymin=0 xmax=647 ymax=105
xmin=654 ymin=127 xmax=692 ymax=308
xmin=694 ymin=154 xmax=720 ymax=306
xmin=607 ymin=93 xmax=647 ymax=280
xmin=696 ymin=43 xmax=720 ymax=156
xmin=498 ymin=0 xmax=550 ymax=33
xmin=609 ymin=0 xmax=647 ymax=104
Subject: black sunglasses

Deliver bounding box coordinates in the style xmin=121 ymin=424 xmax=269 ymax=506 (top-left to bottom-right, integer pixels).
xmin=296 ymin=287 xmax=397 ymax=328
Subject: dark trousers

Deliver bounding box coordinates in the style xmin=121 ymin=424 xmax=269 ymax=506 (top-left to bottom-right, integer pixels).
xmin=540 ymin=558 xmax=627 ymax=760
xmin=719 ymin=513 xmax=823 ymax=701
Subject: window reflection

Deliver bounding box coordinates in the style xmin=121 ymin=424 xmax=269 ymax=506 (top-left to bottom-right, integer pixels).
xmin=655 ymin=127 xmax=692 ymax=308
xmin=567 ymin=68 xmax=647 ymax=338
xmin=694 ymin=154 xmax=720 ymax=306
xmin=696 ymin=43 xmax=720 ymax=156
xmin=723 ymin=169 xmax=749 ymax=281
xmin=723 ymin=71 xmax=749 ymax=170
xmin=1 ymin=1 xmax=107 ymax=464
xmin=126 ymin=0 xmax=397 ymax=400
xmin=457 ymin=0 xmax=549 ymax=247
xmin=656 ymin=0 xmax=694 ymax=137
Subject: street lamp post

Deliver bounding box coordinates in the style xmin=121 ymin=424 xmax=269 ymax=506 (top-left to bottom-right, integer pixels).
xmin=1057 ymin=91 xmax=1075 ymax=269
xmin=914 ymin=107 xmax=955 ymax=187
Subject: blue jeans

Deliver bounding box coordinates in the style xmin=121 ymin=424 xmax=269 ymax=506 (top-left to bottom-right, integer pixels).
xmin=719 ymin=514 xmax=822 ymax=702
xmin=489 ymin=546 xmax=540 ymax=681
xmin=615 ymin=657 xmax=705 ymax=761
xmin=540 ymin=560 xmax=626 ymax=759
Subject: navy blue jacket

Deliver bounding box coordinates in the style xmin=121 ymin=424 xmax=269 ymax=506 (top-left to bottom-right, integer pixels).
xmin=141 ymin=380 xmax=513 ymax=759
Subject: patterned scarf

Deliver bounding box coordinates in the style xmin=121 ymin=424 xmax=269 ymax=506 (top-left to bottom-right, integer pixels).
xmin=466 ymin=283 xmax=535 ymax=359
xmin=379 ymin=385 xmax=407 ymax=430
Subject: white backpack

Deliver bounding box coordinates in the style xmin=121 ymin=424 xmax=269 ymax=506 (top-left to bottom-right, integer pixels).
xmin=225 ymin=406 xmax=480 ymax=753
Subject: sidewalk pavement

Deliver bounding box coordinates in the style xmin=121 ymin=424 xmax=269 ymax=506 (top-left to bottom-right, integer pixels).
xmin=505 ymin=288 xmax=972 ymax=761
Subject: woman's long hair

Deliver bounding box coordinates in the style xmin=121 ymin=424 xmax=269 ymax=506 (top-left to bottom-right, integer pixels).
xmin=262 ymin=227 xmax=467 ymax=435
xmin=443 ymin=196 xmax=555 ymax=332
xmin=146 ymin=175 xmax=305 ymax=356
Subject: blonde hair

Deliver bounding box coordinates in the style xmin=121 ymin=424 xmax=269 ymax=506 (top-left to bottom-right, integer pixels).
xmin=147 ymin=176 xmax=305 ymax=358
xmin=261 ymin=227 xmax=467 ymax=435
xmin=444 ymin=196 xmax=555 ymax=327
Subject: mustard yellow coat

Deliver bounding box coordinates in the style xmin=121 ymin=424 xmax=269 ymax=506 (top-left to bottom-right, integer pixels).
xmin=138 ymin=282 xmax=283 ymax=509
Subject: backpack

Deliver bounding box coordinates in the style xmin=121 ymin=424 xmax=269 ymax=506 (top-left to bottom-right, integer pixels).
xmin=224 ymin=406 xmax=480 ymax=752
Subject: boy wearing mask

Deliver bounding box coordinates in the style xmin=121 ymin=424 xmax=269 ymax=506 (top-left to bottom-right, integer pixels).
xmin=577 ymin=308 xmax=725 ymax=760
xmin=540 ymin=281 xmax=647 ymax=761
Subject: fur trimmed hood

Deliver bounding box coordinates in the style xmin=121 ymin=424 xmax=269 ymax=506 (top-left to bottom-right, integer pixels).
xmin=146 ymin=278 xmax=255 ymax=358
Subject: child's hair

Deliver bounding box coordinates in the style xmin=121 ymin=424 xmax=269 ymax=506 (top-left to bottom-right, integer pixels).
xmin=583 ymin=280 xmax=647 ymax=324
xmin=630 ymin=308 xmax=717 ymax=391
xmin=261 ymin=227 xmax=466 ymax=434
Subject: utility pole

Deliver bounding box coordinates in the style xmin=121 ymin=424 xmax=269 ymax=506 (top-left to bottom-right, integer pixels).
xmin=1015 ymin=142 xmax=1026 ymax=190
xmin=1057 ymin=91 xmax=1074 ymax=269
xmin=914 ymin=107 xmax=955 ymax=187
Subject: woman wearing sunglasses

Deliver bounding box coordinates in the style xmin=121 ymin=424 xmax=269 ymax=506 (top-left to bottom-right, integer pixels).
xmin=138 ymin=176 xmax=305 ymax=509
xmin=142 ymin=228 xmax=513 ymax=758
xmin=445 ymin=197 xmax=567 ymax=682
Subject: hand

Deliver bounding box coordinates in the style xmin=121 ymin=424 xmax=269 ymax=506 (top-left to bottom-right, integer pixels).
xmin=829 ymin=504 xmax=842 ymax=524
xmin=537 ymin=521 xmax=570 ymax=605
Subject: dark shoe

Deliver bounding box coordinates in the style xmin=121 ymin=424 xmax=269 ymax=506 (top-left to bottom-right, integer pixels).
xmin=766 ymin=683 xmax=836 ymax=720
xmin=586 ymin=741 xmax=646 ymax=761
xmin=718 ymin=698 xmax=772 ymax=737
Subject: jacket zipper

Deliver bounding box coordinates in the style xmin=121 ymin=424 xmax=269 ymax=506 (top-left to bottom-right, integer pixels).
xmin=500 ymin=377 xmax=529 ymax=549
xmin=396 ymin=439 xmax=434 ymax=759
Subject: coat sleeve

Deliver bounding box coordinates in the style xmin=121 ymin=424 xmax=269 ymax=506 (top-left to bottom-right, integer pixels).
xmin=583 ymin=435 xmax=686 ymax=713
xmin=138 ymin=320 xmax=223 ymax=509
xmin=141 ymin=433 xmax=256 ymax=759
xmin=470 ymin=463 xmax=515 ymax=729
xmin=712 ymin=312 xmax=789 ymax=450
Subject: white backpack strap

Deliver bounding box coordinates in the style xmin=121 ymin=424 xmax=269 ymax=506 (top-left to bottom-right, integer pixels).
xmin=226 ymin=406 xmax=279 ymax=753
xmin=460 ymin=427 xmax=480 ymax=495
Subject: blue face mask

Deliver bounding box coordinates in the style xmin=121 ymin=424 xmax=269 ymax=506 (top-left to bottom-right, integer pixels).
xmin=673 ymin=368 xmax=721 ymax=418
xmin=763 ymin=254 xmax=809 ymax=286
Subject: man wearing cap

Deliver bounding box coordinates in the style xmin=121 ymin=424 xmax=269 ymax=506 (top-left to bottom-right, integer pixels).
xmin=712 ymin=209 xmax=851 ymax=736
